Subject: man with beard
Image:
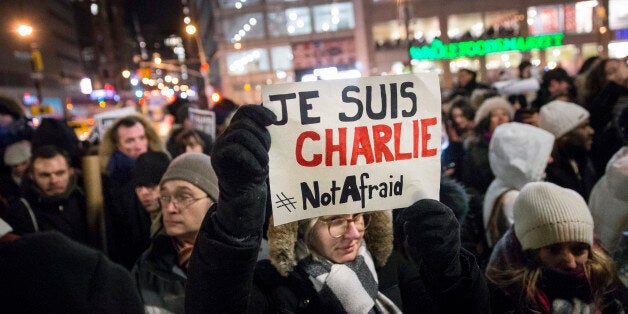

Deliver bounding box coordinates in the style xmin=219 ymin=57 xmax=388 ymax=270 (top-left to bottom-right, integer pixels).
xmin=2 ymin=145 xmax=89 ymax=245
xmin=539 ymin=100 xmax=596 ymax=201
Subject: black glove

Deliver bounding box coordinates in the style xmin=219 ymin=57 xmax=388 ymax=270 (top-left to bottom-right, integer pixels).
xmin=394 ymin=199 xmax=462 ymax=291
xmin=211 ymin=104 xmax=276 ymax=238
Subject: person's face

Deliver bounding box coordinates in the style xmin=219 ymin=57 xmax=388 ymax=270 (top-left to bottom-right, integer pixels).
xmin=116 ymin=122 xmax=148 ymax=159
xmin=549 ymin=79 xmax=571 ymax=95
xmin=520 ymin=112 xmax=539 ymax=127
xmin=605 ymin=59 xmax=628 ymax=87
xmin=10 ymin=160 xmax=30 ymax=179
xmin=30 ymin=155 xmax=73 ymax=196
xmin=0 ymin=113 xmax=14 ymax=126
xmin=538 ymin=242 xmax=589 ymax=271
xmin=160 ymin=180 xmax=212 ymax=243
xmin=185 ymin=139 xmax=204 ymax=154
xmin=135 ymin=185 xmax=160 ymax=213
xmin=565 ymin=119 xmax=595 ymax=151
xmin=308 ymin=214 xmax=366 ymax=264
xmin=457 ymin=70 xmax=473 ymax=87
xmin=489 ymin=108 xmax=511 ymax=132
xmin=520 ymin=66 xmax=532 ymax=79
xmin=451 ymin=107 xmax=471 ymax=130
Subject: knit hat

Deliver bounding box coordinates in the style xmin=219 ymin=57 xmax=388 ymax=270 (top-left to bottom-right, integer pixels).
xmin=132 ymin=151 xmax=170 ymax=187
xmin=160 ymin=153 xmax=219 ymax=202
xmin=513 ymin=182 xmax=593 ymax=250
xmin=0 ymin=95 xmax=24 ymax=120
xmin=474 ymin=96 xmax=515 ymax=124
xmin=3 ymin=141 xmax=31 ymax=166
xmin=539 ymin=100 xmax=590 ymax=138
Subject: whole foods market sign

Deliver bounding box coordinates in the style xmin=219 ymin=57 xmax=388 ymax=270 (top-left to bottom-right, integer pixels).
xmin=409 ymin=33 xmax=564 ymax=61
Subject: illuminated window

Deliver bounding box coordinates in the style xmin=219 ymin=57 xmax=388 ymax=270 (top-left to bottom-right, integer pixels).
xmin=268 ymin=6 xmax=311 ymax=37
xmin=271 ymin=46 xmax=293 ymax=71
xmin=447 ymin=13 xmax=483 ymax=41
xmin=313 ymin=2 xmax=354 ymax=33
xmin=609 ymin=0 xmax=628 ymax=30
xmin=222 ymin=13 xmax=264 ymax=42
xmin=226 ymin=48 xmax=270 ymax=75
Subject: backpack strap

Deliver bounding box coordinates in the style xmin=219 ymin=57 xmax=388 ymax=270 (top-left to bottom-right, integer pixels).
xmin=487 ymin=190 xmax=512 ymax=247
xmin=20 ymin=198 xmax=39 ymax=232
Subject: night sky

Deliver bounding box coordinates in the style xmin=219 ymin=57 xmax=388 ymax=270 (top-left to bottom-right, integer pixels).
xmin=123 ymin=0 xmax=183 ymax=42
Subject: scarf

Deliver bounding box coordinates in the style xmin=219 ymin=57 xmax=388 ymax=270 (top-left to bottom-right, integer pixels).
xmin=298 ymin=243 xmax=401 ymax=314
xmin=535 ymin=265 xmax=598 ymax=314
xmin=106 ymin=151 xmax=137 ymax=184
xmin=173 ymin=237 xmax=195 ymax=270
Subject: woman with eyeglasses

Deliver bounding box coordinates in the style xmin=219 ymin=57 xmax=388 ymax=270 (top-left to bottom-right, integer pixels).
xmin=132 ymin=153 xmax=219 ymax=314
xmin=184 ymin=105 xmax=490 ymax=313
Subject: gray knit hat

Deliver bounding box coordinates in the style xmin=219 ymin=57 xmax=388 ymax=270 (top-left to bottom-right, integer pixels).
xmin=160 ymin=153 xmax=219 ymax=202
xmin=4 ymin=141 xmax=31 ymax=166
xmin=513 ymin=182 xmax=593 ymax=250
xmin=539 ymin=100 xmax=590 ymax=138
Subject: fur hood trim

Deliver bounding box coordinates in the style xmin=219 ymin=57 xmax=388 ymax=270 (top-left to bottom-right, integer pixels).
xmin=97 ymin=113 xmax=166 ymax=173
xmin=267 ymin=210 xmax=394 ymax=277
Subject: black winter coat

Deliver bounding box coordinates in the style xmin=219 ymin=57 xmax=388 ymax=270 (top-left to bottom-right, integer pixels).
xmin=132 ymin=232 xmax=187 ymax=314
xmin=0 ymin=231 xmax=144 ymax=313
xmin=185 ymin=211 xmax=491 ymax=314
xmin=3 ymin=176 xmax=89 ymax=245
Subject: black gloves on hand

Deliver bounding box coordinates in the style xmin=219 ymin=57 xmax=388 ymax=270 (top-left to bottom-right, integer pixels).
xmin=211 ymin=104 xmax=276 ymax=238
xmin=394 ymin=199 xmax=462 ymax=291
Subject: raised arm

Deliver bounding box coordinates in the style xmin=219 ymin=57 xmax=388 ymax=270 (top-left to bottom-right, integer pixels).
xmin=185 ymin=105 xmax=276 ymax=313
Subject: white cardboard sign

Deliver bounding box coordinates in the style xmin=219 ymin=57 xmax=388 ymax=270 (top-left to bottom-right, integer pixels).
xmin=262 ymin=73 xmax=442 ymax=225
xmin=188 ymin=108 xmax=216 ymax=140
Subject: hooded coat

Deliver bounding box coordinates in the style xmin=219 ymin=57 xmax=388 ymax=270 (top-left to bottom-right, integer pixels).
xmin=588 ymin=146 xmax=628 ymax=256
xmin=482 ymin=123 xmax=554 ymax=248
xmin=185 ymin=207 xmax=490 ymax=313
xmin=97 ymin=113 xmax=168 ymax=269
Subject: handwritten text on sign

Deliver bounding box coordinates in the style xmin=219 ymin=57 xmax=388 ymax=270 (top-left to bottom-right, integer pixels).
xmin=263 ymin=73 xmax=441 ymax=225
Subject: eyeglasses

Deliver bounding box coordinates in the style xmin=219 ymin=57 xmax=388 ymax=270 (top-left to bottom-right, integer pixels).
xmin=159 ymin=194 xmax=209 ymax=209
xmin=318 ymin=214 xmax=370 ymax=238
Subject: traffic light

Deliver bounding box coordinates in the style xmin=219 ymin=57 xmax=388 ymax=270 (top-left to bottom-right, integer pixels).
xmin=31 ymin=49 xmax=44 ymax=72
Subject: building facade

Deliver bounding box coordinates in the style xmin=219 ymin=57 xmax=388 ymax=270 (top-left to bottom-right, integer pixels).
xmin=207 ymin=0 xmax=626 ymax=105
xmin=0 ymin=0 xmax=84 ymax=112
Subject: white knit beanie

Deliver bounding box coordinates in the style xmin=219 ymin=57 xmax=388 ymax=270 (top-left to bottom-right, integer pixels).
xmin=474 ymin=96 xmax=515 ymax=125
xmin=538 ymin=100 xmax=590 ymax=138
xmin=513 ymin=182 xmax=593 ymax=250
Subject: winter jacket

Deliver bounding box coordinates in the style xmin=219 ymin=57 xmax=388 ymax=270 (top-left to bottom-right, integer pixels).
xmin=3 ymin=175 xmax=89 ymax=245
xmin=132 ymin=232 xmax=187 ymax=314
xmin=486 ymin=229 xmax=626 ymax=314
xmin=483 ymin=123 xmax=554 ymax=248
xmin=185 ymin=208 xmax=490 ymax=314
xmin=461 ymin=136 xmax=493 ymax=196
xmin=103 ymin=173 xmax=152 ymax=270
xmin=588 ymin=147 xmax=628 ymax=257
xmin=0 ymin=231 xmax=144 ymax=313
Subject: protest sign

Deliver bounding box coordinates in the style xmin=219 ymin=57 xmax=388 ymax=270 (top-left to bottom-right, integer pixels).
xmin=188 ymin=108 xmax=216 ymax=140
xmin=262 ymin=73 xmax=442 ymax=225
xmin=91 ymin=107 xmax=137 ymax=141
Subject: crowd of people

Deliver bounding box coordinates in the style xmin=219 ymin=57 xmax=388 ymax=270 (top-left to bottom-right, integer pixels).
xmin=0 ymin=57 xmax=626 ymax=313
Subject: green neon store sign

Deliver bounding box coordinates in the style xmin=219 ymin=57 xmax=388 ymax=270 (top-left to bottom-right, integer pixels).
xmin=409 ymin=33 xmax=564 ymax=61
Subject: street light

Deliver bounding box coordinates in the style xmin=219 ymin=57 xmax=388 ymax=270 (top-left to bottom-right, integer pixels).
xmin=17 ymin=24 xmax=33 ymax=37
xmin=185 ymin=23 xmax=213 ymax=109
xmin=16 ymin=23 xmax=43 ymax=105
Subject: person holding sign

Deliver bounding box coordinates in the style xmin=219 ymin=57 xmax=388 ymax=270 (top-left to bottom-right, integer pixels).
xmin=185 ymin=104 xmax=489 ymax=313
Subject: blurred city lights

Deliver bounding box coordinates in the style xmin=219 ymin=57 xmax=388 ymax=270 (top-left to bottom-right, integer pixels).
xmin=17 ymin=24 xmax=33 ymax=37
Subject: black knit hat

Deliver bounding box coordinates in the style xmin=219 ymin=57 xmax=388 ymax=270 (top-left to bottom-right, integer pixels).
xmin=0 ymin=95 xmax=24 ymax=120
xmin=132 ymin=151 xmax=170 ymax=187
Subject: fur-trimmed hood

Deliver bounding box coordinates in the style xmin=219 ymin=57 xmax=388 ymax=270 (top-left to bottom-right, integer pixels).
xmin=267 ymin=210 xmax=394 ymax=277
xmin=97 ymin=113 xmax=167 ymax=173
